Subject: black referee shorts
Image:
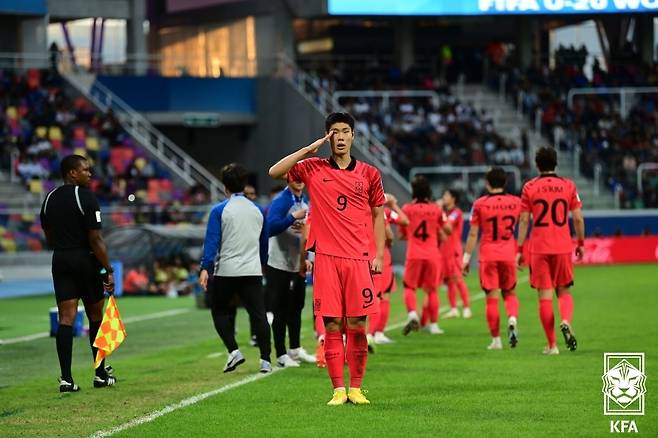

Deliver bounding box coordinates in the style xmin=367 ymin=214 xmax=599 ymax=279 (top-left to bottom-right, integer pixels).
xmin=52 ymin=249 xmax=104 ymax=304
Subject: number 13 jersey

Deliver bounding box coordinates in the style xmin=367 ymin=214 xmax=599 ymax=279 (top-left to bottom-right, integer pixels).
xmin=470 ymin=193 xmax=521 ymax=262
xmin=400 ymin=201 xmax=445 ymax=260
xmin=288 ymin=156 xmax=385 ymax=260
xmin=521 ymin=175 xmax=582 ymax=255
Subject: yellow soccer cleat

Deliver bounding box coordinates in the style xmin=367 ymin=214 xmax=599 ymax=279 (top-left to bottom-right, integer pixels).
xmin=347 ymin=388 xmax=370 ymax=405
xmin=327 ymin=388 xmax=348 ymax=406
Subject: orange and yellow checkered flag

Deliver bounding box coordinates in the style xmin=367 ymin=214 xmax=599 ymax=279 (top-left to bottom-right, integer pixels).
xmin=93 ymin=295 xmax=127 ymax=369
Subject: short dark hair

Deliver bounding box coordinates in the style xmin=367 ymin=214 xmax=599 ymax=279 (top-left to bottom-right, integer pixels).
xmin=325 ymin=112 xmax=355 ymax=132
xmin=411 ymin=175 xmax=432 ymax=201
xmin=486 ymin=167 xmax=507 ymax=189
xmin=535 ymin=146 xmax=557 ymax=172
xmin=446 ymin=189 xmax=460 ymax=204
xmin=60 ymin=154 xmax=87 ymax=178
xmin=221 ymin=163 xmax=249 ymax=194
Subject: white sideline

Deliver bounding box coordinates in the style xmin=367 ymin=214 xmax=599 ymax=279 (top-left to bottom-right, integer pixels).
xmin=89 ymin=370 xmax=280 ymax=438
xmin=89 ymin=275 xmax=530 ymax=437
xmin=0 ymin=308 xmax=192 ymax=345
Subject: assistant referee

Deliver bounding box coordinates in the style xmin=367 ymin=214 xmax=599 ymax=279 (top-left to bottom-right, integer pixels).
xmin=40 ymin=154 xmax=117 ymax=392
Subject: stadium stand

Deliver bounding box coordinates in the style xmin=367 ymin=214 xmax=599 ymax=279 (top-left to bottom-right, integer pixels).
xmin=0 ymin=68 xmax=211 ymax=252
xmin=494 ymin=50 xmax=658 ymax=208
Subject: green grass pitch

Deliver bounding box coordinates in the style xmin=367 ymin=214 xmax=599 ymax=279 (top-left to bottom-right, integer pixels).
xmin=0 ymin=264 xmax=656 ymax=437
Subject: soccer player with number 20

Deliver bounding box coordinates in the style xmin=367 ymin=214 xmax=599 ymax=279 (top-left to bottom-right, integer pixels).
xmin=516 ymin=147 xmax=585 ymax=355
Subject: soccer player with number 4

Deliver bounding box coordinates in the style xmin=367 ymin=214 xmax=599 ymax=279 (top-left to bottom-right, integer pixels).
xmin=462 ymin=167 xmax=521 ymax=351
xmin=269 ymin=112 xmax=386 ymax=406
xmin=399 ymin=176 xmax=446 ymax=336
xmin=516 ymin=147 xmax=585 ymax=355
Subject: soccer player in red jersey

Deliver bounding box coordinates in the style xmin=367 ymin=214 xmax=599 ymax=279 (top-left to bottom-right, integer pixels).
xmin=368 ymin=194 xmax=409 ymax=346
xmin=399 ymin=176 xmax=446 ymax=336
xmin=516 ymin=147 xmax=585 ymax=355
xmin=269 ymin=112 xmax=386 ymax=405
xmin=441 ymin=190 xmax=472 ymax=319
xmin=462 ymin=167 xmax=522 ymax=350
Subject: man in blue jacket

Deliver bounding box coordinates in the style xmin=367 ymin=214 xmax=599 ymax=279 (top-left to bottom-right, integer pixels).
xmin=266 ymin=180 xmax=316 ymax=367
xmin=199 ymin=163 xmax=272 ymax=373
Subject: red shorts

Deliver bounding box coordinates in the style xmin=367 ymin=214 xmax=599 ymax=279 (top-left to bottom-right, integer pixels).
xmin=479 ymin=261 xmax=517 ymax=292
xmin=529 ymin=253 xmax=574 ymax=290
xmin=442 ymin=253 xmax=461 ymax=280
xmin=403 ymin=258 xmax=440 ymax=290
xmin=375 ymin=261 xmax=396 ymax=294
xmin=313 ymin=253 xmax=378 ymax=317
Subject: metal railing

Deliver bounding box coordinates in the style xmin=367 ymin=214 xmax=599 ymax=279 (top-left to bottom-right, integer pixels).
xmin=63 ymin=73 xmax=225 ymax=201
xmin=276 ymin=54 xmax=411 ymax=193
xmin=332 ymin=90 xmax=441 ymax=111
xmin=567 ymin=86 xmax=658 ymax=118
xmin=637 ymin=162 xmax=658 ymax=194
xmin=409 ymin=165 xmax=522 ymax=191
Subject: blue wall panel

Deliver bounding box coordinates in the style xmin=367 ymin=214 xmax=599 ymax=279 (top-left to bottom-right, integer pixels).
xmin=96 ymin=76 xmax=256 ymax=114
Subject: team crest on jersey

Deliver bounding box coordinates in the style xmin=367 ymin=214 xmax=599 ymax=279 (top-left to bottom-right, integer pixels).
xmin=354 ymin=181 xmax=364 ymax=195
xmin=314 ymin=298 xmax=321 ymax=312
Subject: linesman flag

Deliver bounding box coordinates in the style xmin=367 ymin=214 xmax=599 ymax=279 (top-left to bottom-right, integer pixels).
xmin=93 ymin=295 xmax=127 ymax=368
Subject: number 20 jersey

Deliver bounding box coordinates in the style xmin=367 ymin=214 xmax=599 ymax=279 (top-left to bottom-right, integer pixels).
xmin=401 ymin=201 xmax=445 ymax=260
xmin=521 ymin=175 xmax=582 ymax=255
xmin=288 ymin=157 xmax=385 ymax=260
xmin=470 ymin=193 xmax=521 ymax=262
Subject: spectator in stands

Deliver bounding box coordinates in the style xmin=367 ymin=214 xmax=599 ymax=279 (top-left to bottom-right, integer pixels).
xmin=123 ymin=265 xmax=151 ymax=295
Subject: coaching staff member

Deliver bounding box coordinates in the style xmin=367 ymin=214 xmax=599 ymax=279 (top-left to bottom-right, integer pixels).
xmin=40 ymin=154 xmax=116 ymax=392
xmin=199 ymin=163 xmax=272 ymax=373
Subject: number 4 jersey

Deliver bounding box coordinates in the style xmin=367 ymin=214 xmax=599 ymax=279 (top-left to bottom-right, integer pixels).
xmin=521 ymin=174 xmax=582 ymax=254
xmin=400 ymin=201 xmax=445 ymax=260
xmin=470 ymin=193 xmax=522 ymax=262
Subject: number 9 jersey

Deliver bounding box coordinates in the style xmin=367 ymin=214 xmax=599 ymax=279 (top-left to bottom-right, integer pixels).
xmin=521 ymin=175 xmax=582 ymax=255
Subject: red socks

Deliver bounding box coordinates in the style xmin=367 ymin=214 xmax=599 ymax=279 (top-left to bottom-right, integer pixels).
xmin=427 ymin=289 xmax=439 ymax=323
xmin=558 ymin=292 xmax=574 ymax=324
xmin=539 ymin=299 xmax=556 ymax=347
xmin=324 ymin=330 xmax=345 ymax=388
xmin=346 ymin=327 xmax=368 ymax=389
xmin=486 ymin=297 xmax=500 ymax=337
xmin=376 ymin=299 xmax=390 ymax=333
xmin=457 ymin=278 xmax=470 ymax=308
xmin=447 ymin=281 xmax=458 ymax=308
xmin=404 ymin=287 xmax=417 ymax=312
xmin=504 ymin=293 xmax=519 ymax=319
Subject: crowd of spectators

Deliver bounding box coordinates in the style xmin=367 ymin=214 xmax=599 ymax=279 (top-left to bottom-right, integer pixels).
xmin=495 ymin=45 xmax=658 ymax=208
xmin=0 ymin=68 xmax=213 ymax=253
xmin=123 ymin=257 xmax=201 ymax=297
xmin=306 ymin=64 xmax=529 ymax=179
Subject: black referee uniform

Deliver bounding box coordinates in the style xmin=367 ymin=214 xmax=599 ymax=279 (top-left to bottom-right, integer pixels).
xmin=40 ymin=181 xmax=115 ymax=391
xmin=41 ymin=185 xmax=105 ymax=304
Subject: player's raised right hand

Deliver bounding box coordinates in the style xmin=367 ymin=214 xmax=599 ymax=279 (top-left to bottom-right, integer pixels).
xmin=305 ymin=132 xmax=333 ymax=155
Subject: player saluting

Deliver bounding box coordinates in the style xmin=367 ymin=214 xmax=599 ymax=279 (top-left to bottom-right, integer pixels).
xmin=516 ymin=147 xmax=585 ymax=355
xmin=399 ymin=176 xmax=445 ymax=336
xmin=462 ymin=167 xmax=521 ymax=350
xmin=269 ymin=112 xmax=386 ymax=405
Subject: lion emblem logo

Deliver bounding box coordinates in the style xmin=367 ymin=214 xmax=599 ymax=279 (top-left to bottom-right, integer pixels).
xmin=602 ymin=354 xmax=646 ymax=415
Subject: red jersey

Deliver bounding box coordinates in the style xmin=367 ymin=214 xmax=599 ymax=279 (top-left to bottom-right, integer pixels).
xmin=442 ymin=207 xmax=464 ymax=257
xmin=521 ymin=174 xmax=582 ymax=254
xmin=470 ymin=193 xmax=522 ymax=262
xmin=400 ymin=201 xmax=444 ymax=260
xmin=288 ymin=157 xmax=385 ymax=260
